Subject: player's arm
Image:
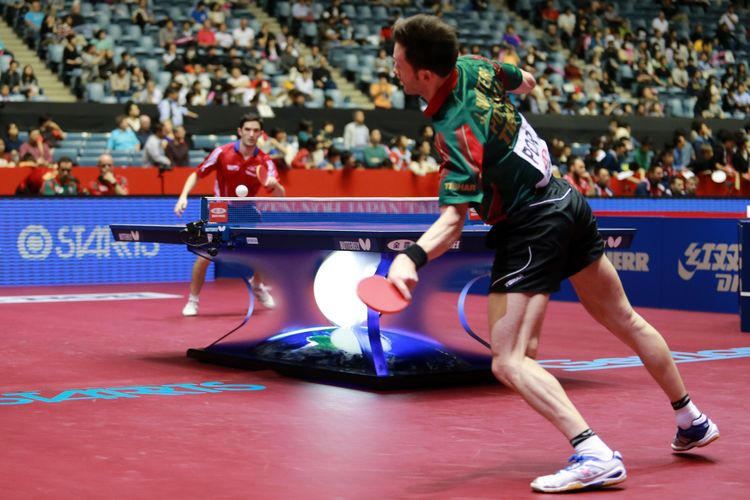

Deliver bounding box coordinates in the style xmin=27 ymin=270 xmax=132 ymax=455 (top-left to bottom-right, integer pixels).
xmin=492 ymin=59 xmax=535 ymax=95
xmin=387 ymin=203 xmax=468 ymax=300
xmin=265 ymin=177 xmax=285 ymax=197
xmin=174 ymin=171 xmax=198 ymax=216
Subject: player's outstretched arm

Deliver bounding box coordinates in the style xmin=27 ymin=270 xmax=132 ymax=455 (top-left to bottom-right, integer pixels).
xmin=388 ymin=203 xmax=468 ymax=300
xmin=510 ymin=69 xmax=536 ymax=95
xmin=174 ymin=171 xmax=198 ymax=216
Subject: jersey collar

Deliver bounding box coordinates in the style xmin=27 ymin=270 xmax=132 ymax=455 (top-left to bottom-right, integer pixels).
xmin=423 ymin=69 xmax=458 ymax=118
xmin=234 ymin=141 xmax=258 ymax=157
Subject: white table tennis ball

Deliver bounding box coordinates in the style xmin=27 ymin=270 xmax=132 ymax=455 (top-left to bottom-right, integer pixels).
xmin=235 ymin=184 xmax=249 ymax=197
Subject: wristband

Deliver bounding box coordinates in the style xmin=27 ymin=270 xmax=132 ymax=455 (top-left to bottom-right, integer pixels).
xmin=402 ymin=244 xmax=428 ymax=269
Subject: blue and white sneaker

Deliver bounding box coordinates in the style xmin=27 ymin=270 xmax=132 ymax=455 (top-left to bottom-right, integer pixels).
xmin=672 ymin=415 xmax=720 ymax=452
xmin=530 ymin=452 xmax=627 ymax=493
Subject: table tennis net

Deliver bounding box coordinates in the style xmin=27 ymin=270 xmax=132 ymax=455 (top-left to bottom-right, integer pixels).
xmin=200 ymin=197 xmax=483 ymax=226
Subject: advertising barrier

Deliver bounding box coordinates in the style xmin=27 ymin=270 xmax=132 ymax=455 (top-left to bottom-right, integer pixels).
xmin=0 ymin=197 xmax=205 ymax=286
xmin=0 ymin=197 xmax=742 ymax=314
xmin=554 ymin=215 xmax=739 ymax=314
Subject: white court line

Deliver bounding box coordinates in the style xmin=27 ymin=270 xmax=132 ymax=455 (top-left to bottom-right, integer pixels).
xmin=0 ymin=292 xmax=182 ymax=305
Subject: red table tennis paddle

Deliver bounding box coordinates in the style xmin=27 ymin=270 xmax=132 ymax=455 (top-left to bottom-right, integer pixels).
xmin=357 ymin=275 xmax=410 ymax=314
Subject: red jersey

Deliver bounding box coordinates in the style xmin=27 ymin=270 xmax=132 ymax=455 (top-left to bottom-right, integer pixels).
xmin=564 ymin=173 xmax=591 ymax=195
xmin=196 ymin=141 xmax=279 ymax=197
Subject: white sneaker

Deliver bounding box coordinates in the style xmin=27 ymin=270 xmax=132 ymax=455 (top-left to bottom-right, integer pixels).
xmin=530 ymin=452 xmax=627 ymax=493
xmin=253 ymin=284 xmax=276 ymax=309
xmin=182 ymin=300 xmax=199 ymax=316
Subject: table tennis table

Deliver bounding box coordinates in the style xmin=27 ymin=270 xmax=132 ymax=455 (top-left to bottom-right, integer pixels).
xmin=111 ymin=197 xmax=636 ymax=388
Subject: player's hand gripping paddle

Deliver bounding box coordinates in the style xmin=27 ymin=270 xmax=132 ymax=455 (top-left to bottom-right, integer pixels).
xmin=357 ymin=275 xmax=410 ymax=314
xmin=257 ymin=162 xmax=269 ymax=187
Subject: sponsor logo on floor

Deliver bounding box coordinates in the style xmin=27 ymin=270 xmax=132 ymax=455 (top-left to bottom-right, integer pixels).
xmin=539 ymin=347 xmax=750 ymax=372
xmin=0 ymin=292 xmax=182 ymax=304
xmin=0 ymin=381 xmax=266 ymax=406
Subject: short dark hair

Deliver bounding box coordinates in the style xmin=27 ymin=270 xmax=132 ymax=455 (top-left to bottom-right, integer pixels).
xmin=58 ymin=156 xmax=74 ymax=165
xmin=393 ymin=14 xmax=458 ymax=77
xmin=238 ymin=113 xmax=263 ymax=130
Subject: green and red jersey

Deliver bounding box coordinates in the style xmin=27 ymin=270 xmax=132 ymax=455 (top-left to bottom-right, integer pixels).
xmin=425 ymin=56 xmax=552 ymax=224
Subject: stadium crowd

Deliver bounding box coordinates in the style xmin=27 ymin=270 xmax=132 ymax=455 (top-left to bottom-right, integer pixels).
xmin=1 ymin=0 xmax=749 ymax=197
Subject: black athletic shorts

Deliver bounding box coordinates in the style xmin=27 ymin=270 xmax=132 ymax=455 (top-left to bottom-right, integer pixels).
xmin=486 ymin=177 xmax=604 ymax=294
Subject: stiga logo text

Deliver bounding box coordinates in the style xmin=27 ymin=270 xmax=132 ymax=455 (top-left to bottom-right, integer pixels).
xmin=678 ymin=242 xmax=739 ymax=292
xmin=0 ymin=381 xmax=266 ymax=406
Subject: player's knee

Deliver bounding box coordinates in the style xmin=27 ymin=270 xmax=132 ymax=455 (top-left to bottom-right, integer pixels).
xmin=491 ymin=357 xmax=522 ymax=389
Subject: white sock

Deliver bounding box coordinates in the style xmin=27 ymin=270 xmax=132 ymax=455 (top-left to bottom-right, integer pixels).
xmin=675 ymin=402 xmax=703 ymax=429
xmin=188 ymin=294 xmax=199 ymax=303
xmin=574 ymin=435 xmax=614 ymax=461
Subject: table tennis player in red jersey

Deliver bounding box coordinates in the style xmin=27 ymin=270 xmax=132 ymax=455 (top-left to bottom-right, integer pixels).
xmin=174 ymin=113 xmax=285 ymax=316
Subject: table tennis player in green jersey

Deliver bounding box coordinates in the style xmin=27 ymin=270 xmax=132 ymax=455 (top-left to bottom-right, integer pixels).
xmin=385 ymin=14 xmax=719 ymax=494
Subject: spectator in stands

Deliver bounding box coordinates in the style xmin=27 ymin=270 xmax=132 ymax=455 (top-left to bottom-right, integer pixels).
xmin=109 ymin=64 xmax=131 ymax=100
xmin=557 ymin=6 xmax=576 ymax=49
xmin=363 ymin=129 xmax=390 ymax=169
xmin=651 ymin=10 xmax=669 ymax=38
xmin=227 ymin=66 xmax=251 ymax=104
xmin=38 ymin=114 xmax=65 ymax=147
xmin=600 ymin=139 xmax=627 ymax=173
xmin=3 ymin=123 xmax=21 ymax=152
xmin=191 ymin=2 xmax=208 ymax=25
xmin=143 ymin=122 xmax=171 ymax=170
xmin=632 ymin=136 xmax=655 ymax=171
xmin=291 ymin=0 xmax=314 ymax=37
xmin=131 ymin=0 xmax=152 ymax=30
xmin=233 ymin=18 xmax=255 ymax=49
xmin=196 ymin=20 xmax=217 ymax=47
xmin=312 ymin=57 xmax=336 ymax=91
xmin=166 ymin=126 xmax=190 ymax=167
xmin=502 ymin=25 xmax=522 ymax=49
xmin=135 ymin=79 xmax=163 ymax=106
xmin=563 ymin=156 xmax=595 ymax=196
xmin=215 ymin=22 xmax=233 ymax=49
xmin=0 ymin=84 xmax=15 ymax=102
xmin=291 ymin=138 xmax=316 ymax=169
xmin=592 ymin=166 xmax=615 ymax=197
xmin=370 ymin=73 xmax=395 ymax=110
xmin=731 ymin=83 xmax=750 ymax=115
xmin=734 ymin=134 xmax=749 ymax=177
xmin=80 ymin=44 xmax=102 ymax=84
xmin=108 ymin=115 xmax=140 ymax=152
xmin=158 ymin=87 xmax=198 ymax=127
xmin=208 ymin=2 xmax=226 ymax=26
xmin=19 ymin=128 xmax=52 ymax=165
xmin=62 ymin=34 xmax=81 ymax=79
xmin=671 ymin=59 xmax=689 ymax=90
xmin=294 ymin=67 xmax=314 ymax=98
xmin=672 ymin=129 xmax=694 ymax=171
xmin=389 ymin=135 xmax=411 ymax=171
xmin=0 ymin=137 xmax=17 ymax=167
xmin=136 ymin=115 xmax=152 ymax=148
xmin=23 ymin=0 xmax=44 ymax=40
xmin=343 ymin=110 xmax=369 ymax=150
xmin=262 ymin=128 xmax=292 ymax=170
xmin=636 ymin=164 xmax=670 ymax=197
xmin=688 ymin=143 xmax=718 ymax=176
xmin=159 ymin=18 xmax=177 ymax=48
xmin=718 ymin=4 xmax=739 ymax=33
xmin=89 ymin=154 xmax=128 ymax=196
xmin=18 ymin=64 xmax=39 ymax=99
xmin=684 ymin=175 xmax=699 ymax=196
xmin=1 ymin=59 xmax=21 ymax=95
xmin=669 ymin=176 xmax=687 ymax=197
xmin=124 ymin=103 xmax=141 ymax=132
xmin=41 ymin=156 xmax=81 ymax=196
xmin=374 ymin=48 xmax=393 ymax=78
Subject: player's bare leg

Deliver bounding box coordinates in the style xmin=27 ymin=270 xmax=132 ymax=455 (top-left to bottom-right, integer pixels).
xmin=248 ymin=270 xmax=275 ymax=309
xmin=488 ymin=292 xmax=626 ymax=492
xmin=569 ymin=255 xmax=719 ymax=452
xmin=488 ymin=292 xmax=589 ymax=437
xmin=182 ymin=257 xmax=210 ymax=316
